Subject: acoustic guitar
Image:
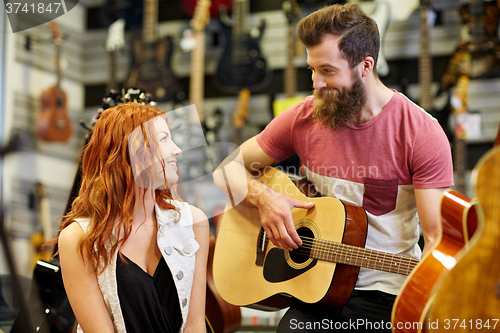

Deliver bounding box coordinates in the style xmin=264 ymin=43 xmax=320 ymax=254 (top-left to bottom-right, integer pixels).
xmin=125 ymin=0 xmax=181 ymax=102
xmin=424 ymin=142 xmax=500 ymax=332
xmin=214 ymin=0 xmax=272 ymax=93
xmin=36 ymin=21 xmax=72 ymax=143
xmin=391 ymin=190 xmax=478 ymax=333
xmin=213 ymin=167 xmax=419 ymax=310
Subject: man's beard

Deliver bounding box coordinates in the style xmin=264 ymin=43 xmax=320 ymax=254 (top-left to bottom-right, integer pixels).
xmin=312 ymin=70 xmax=366 ymax=131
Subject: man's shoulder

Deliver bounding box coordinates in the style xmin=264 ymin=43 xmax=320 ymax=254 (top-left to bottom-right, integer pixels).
xmin=387 ymin=92 xmax=441 ymax=130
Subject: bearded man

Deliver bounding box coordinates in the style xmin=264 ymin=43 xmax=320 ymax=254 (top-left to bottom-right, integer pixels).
xmin=214 ymin=3 xmax=453 ymax=332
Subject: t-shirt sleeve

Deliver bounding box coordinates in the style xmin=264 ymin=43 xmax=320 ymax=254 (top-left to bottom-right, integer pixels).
xmin=255 ymin=106 xmax=299 ymax=162
xmin=411 ymin=120 xmax=454 ymax=189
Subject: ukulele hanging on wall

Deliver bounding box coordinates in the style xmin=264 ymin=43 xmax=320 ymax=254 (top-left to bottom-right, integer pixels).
xmin=36 ymin=21 xmax=72 ymax=143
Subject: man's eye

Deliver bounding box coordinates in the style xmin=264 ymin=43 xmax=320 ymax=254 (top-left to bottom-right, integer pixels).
xmin=308 ymin=66 xmax=315 ymax=72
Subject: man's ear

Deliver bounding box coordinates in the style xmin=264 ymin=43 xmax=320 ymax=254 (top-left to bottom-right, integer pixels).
xmin=359 ymin=56 xmax=375 ymax=77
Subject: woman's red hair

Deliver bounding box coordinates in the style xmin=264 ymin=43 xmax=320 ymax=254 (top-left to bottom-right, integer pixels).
xmin=57 ymin=103 xmax=177 ymax=274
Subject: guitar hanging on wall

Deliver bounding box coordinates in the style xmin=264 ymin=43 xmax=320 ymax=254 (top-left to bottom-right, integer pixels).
xmin=36 ymin=21 xmax=72 ymax=143
xmin=125 ymin=0 xmax=182 ymax=102
xmin=214 ymin=0 xmax=272 ymax=93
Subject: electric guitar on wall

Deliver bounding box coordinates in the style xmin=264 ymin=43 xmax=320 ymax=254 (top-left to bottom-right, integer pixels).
xmin=125 ymin=0 xmax=181 ymax=102
xmin=214 ymin=0 xmax=272 ymax=93
xmin=36 ymin=21 xmax=72 ymax=143
xmin=213 ymin=167 xmax=419 ymax=310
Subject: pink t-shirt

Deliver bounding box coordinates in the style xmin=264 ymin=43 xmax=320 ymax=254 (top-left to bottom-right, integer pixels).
xmin=256 ymin=92 xmax=453 ymax=294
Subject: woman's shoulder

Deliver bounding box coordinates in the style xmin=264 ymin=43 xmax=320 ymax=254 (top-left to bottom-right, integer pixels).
xmin=58 ymin=222 xmax=86 ymax=251
xmin=188 ymin=205 xmax=208 ymax=225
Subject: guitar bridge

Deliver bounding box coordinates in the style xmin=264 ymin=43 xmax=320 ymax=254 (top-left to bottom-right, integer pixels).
xmin=256 ymin=227 xmax=269 ymax=266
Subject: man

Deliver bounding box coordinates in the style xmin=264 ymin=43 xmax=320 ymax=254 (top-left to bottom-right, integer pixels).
xmin=214 ymin=3 xmax=453 ymax=332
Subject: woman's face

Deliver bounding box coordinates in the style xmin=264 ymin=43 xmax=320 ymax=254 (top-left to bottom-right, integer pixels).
xmin=153 ymin=118 xmax=182 ymax=186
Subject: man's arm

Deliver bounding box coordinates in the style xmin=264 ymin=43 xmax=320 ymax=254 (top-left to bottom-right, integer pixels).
xmin=213 ymin=136 xmax=314 ymax=250
xmin=414 ymin=188 xmax=446 ymax=257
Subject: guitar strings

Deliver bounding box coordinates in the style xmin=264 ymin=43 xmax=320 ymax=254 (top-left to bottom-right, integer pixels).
xmin=290 ymin=236 xmax=418 ymax=272
xmin=290 ymin=246 xmax=417 ymax=273
xmin=298 ymin=236 xmax=418 ymax=267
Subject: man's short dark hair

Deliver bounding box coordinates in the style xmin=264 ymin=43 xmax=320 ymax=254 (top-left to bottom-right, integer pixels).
xmin=297 ymin=4 xmax=380 ymax=71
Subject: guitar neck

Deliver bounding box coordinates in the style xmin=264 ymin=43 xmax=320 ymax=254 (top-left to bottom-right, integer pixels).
xmin=55 ymin=43 xmax=61 ymax=89
xmin=419 ymin=2 xmax=432 ymax=111
xmin=143 ymin=0 xmax=158 ymax=43
xmin=310 ymin=238 xmax=419 ymax=276
xmin=189 ymin=30 xmax=206 ymax=121
xmin=284 ymin=24 xmax=297 ymax=98
xmin=233 ymin=0 xmax=249 ymax=37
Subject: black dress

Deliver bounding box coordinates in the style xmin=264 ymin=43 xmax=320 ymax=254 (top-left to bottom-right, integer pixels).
xmin=116 ymin=254 xmax=182 ymax=333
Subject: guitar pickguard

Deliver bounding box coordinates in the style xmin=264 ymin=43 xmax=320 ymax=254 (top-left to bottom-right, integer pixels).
xmin=263 ymin=248 xmax=317 ymax=283
xmin=263 ymin=225 xmax=318 ymax=283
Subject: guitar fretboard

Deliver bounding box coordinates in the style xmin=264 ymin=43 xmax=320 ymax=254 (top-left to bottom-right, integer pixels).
xmin=143 ymin=0 xmax=158 ymax=43
xmin=310 ymin=238 xmax=419 ymax=276
xmin=419 ymin=2 xmax=432 ymax=111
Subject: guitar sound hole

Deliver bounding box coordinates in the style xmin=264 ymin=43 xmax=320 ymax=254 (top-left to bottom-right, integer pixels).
xmin=290 ymin=227 xmax=314 ymax=264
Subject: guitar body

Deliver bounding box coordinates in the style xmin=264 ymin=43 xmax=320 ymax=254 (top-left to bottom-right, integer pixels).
xmin=213 ymin=167 xmax=368 ymax=310
xmin=425 ymin=146 xmax=500 ymax=332
xmin=36 ymin=85 xmax=72 ymax=142
xmin=214 ymin=17 xmax=271 ymax=93
xmin=126 ymin=35 xmax=181 ymax=102
xmin=391 ymin=190 xmax=478 ymax=333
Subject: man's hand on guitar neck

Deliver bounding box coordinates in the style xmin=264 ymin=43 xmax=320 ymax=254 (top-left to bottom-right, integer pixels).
xmin=213 ymin=136 xmax=314 ymax=251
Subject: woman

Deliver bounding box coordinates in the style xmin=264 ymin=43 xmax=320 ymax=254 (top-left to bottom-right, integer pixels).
xmin=57 ymin=102 xmax=209 ymax=333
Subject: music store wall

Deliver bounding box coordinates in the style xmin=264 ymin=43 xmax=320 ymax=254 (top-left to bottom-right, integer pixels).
xmin=2 ymin=0 xmax=500 ymax=280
